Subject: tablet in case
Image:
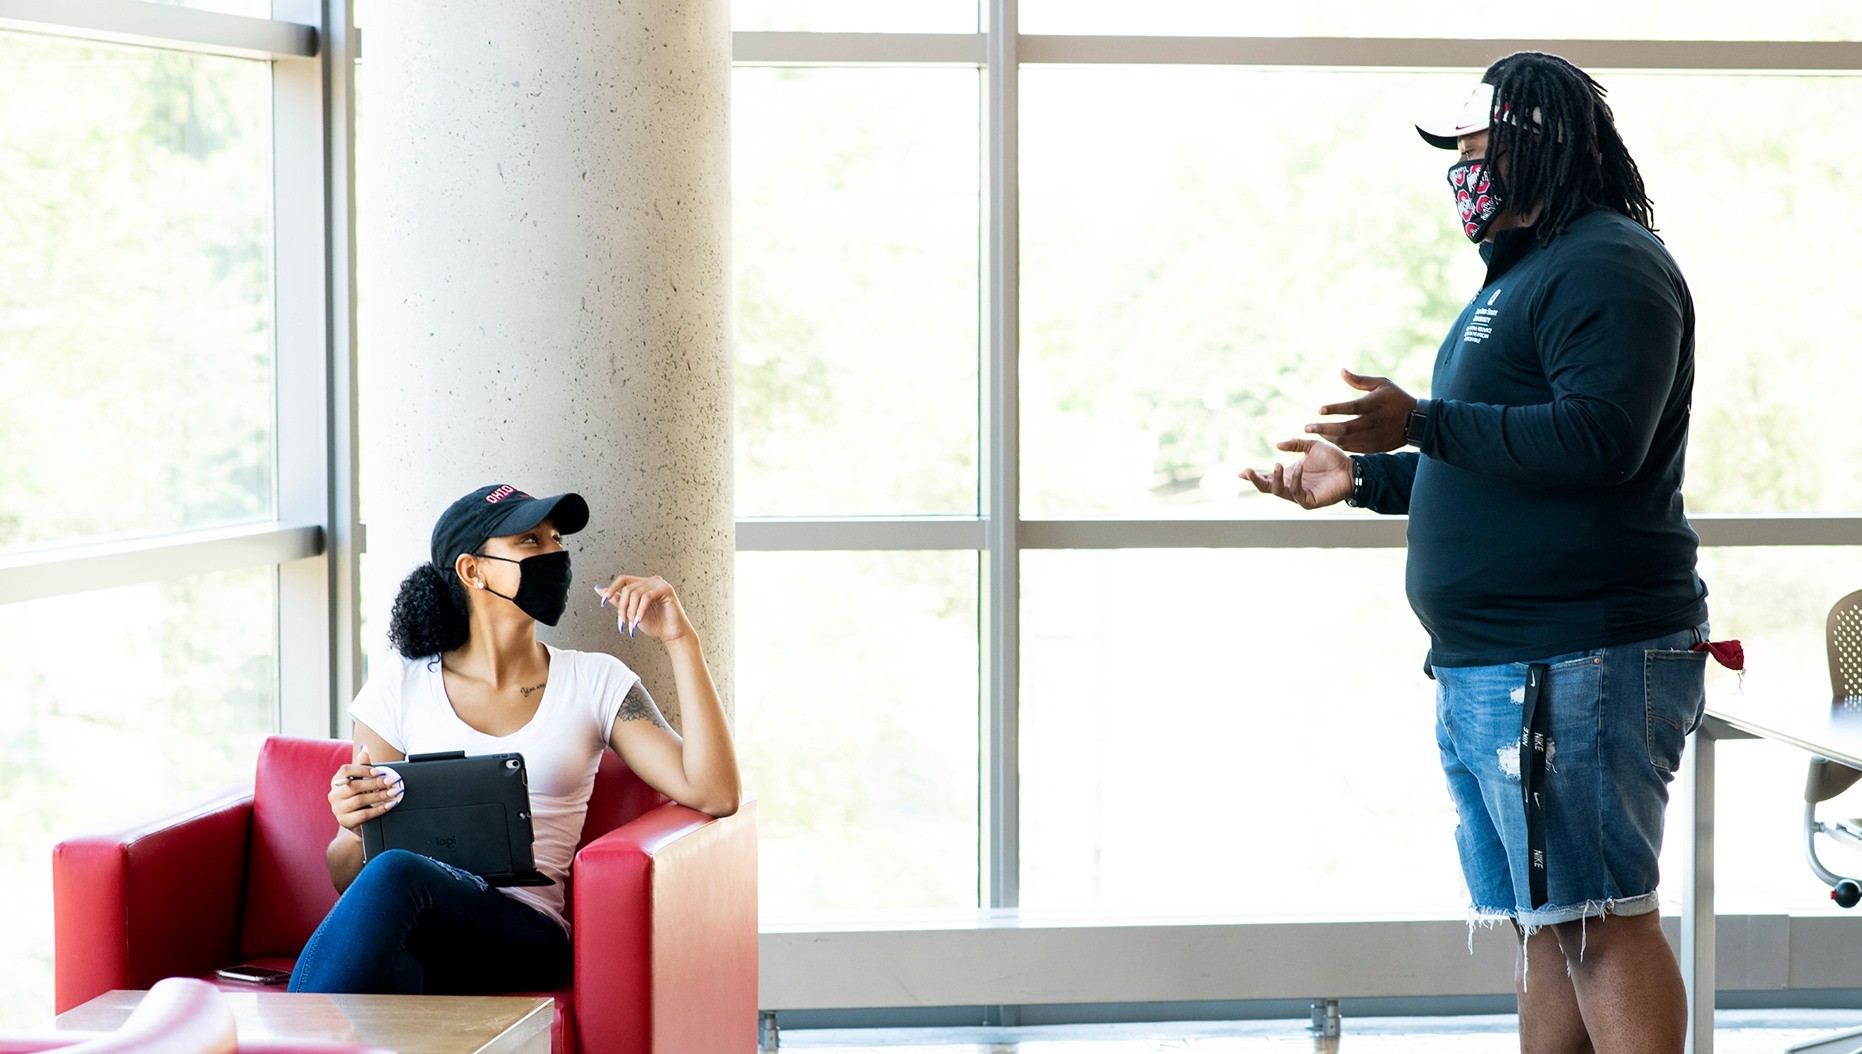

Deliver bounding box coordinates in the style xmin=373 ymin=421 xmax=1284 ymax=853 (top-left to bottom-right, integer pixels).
xmin=359 ymin=750 xmax=553 ymax=887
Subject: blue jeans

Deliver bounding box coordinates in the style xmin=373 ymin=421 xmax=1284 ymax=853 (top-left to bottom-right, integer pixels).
xmin=289 ymin=849 xmax=571 ymax=994
xmin=1433 ymin=623 xmax=1709 ymax=929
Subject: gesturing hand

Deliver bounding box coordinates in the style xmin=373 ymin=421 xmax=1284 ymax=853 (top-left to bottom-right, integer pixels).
xmin=1303 ymin=367 xmax=1417 ymax=454
xmin=593 ymin=574 xmax=693 ymax=643
xmin=327 ymin=744 xmax=402 ymax=832
xmin=1239 ymin=438 xmax=1354 ymax=509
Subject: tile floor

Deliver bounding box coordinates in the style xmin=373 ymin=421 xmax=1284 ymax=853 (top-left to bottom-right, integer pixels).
xmin=781 ymin=1011 xmax=1862 ymax=1052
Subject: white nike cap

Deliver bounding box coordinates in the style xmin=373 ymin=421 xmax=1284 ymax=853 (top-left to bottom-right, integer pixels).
xmin=1416 ymin=82 xmax=1497 ymax=149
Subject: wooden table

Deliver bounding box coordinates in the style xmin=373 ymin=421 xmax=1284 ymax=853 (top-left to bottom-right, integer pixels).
xmin=55 ymin=990 xmax=553 ymax=1054
xmin=1684 ymin=695 xmax=1862 ymax=1054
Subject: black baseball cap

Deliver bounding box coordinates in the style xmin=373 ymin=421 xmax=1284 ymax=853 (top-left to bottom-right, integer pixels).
xmin=429 ymin=484 xmax=591 ymax=572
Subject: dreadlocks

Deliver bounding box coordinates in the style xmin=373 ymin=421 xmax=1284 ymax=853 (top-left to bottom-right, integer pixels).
xmin=1482 ymin=52 xmax=1655 ymax=243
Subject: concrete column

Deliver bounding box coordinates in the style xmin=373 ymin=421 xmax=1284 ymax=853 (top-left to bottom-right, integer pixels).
xmin=360 ymin=0 xmax=732 ymax=728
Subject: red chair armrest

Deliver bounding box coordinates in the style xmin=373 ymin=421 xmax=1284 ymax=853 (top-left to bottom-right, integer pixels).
xmin=571 ymin=798 xmax=757 ymax=1054
xmin=54 ymin=786 xmax=255 ymax=1012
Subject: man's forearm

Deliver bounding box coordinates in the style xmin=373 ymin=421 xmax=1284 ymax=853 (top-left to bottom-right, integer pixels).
xmin=1423 ymin=396 xmax=1658 ymax=486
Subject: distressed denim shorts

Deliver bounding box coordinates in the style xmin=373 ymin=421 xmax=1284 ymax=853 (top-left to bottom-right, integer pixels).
xmin=1433 ymin=622 xmax=1709 ymax=929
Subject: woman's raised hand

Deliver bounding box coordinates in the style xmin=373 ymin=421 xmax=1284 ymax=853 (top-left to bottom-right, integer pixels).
xmin=326 ymin=743 xmax=404 ymax=832
xmin=593 ymin=574 xmax=692 ymax=643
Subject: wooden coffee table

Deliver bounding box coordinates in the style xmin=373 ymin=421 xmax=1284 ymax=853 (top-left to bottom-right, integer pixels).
xmin=55 ymin=990 xmax=553 ymax=1054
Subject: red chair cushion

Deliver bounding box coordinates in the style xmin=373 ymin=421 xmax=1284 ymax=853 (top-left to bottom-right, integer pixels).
xmin=239 ymin=738 xmax=351 ymax=959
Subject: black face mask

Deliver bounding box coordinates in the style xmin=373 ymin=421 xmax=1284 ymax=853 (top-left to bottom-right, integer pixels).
xmin=476 ymin=549 xmax=573 ymax=626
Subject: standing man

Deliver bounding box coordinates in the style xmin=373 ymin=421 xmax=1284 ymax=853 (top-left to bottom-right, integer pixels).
xmin=1243 ymin=52 xmax=1709 ymax=1054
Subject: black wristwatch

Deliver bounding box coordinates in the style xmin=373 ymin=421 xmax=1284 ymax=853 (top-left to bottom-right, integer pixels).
xmin=1405 ymin=399 xmax=1431 ymax=449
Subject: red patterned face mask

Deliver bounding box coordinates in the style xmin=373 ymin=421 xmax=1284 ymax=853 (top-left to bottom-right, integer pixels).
xmin=1447 ymin=159 xmax=1506 ymax=242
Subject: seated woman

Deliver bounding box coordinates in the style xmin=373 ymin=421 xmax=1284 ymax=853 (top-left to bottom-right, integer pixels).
xmin=289 ymin=483 xmax=741 ymax=994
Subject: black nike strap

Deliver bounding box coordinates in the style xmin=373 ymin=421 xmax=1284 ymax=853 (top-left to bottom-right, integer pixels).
xmin=1521 ymin=663 xmax=1551 ymax=910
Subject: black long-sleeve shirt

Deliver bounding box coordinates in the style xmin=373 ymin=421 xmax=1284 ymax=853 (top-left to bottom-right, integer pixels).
xmin=1354 ymin=209 xmax=1708 ymax=668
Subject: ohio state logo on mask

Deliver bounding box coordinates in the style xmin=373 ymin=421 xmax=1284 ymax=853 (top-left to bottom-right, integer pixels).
xmin=1446 ymin=159 xmax=1506 ymax=243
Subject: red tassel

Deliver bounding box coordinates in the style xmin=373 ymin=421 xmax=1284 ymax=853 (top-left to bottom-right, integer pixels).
xmin=1693 ymin=639 xmax=1745 ymax=672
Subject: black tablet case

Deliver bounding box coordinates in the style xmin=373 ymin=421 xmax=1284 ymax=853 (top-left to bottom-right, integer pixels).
xmin=359 ymin=750 xmax=552 ymax=887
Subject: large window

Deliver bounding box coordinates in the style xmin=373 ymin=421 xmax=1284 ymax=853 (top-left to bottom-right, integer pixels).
xmin=0 ymin=33 xmax=275 ymax=549
xmin=732 ymin=0 xmax=1862 ymax=997
xmin=1617 ymin=75 xmax=1862 ymax=514
xmin=0 ymin=2 xmax=347 ymax=1028
xmin=1020 ymin=67 xmax=1469 ymax=519
xmin=1019 ymin=548 xmax=1460 ymax=911
xmin=738 ymin=551 xmax=979 ymax=911
xmin=732 ymin=55 xmax=986 ymax=918
xmin=0 ymin=571 xmax=280 ymax=1025
xmin=733 ymin=67 xmax=980 ymax=518
xmin=1017 ymin=1 xmax=1862 ymax=38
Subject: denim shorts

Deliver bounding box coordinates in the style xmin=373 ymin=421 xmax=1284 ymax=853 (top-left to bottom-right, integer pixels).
xmin=1433 ymin=622 xmax=1709 ymax=929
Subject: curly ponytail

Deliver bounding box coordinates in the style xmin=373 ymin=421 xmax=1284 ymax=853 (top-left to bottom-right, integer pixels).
xmin=387 ymin=562 xmax=472 ymax=658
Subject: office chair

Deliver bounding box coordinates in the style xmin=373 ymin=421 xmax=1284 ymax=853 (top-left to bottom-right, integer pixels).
xmin=1807 ymin=589 xmax=1862 ymax=909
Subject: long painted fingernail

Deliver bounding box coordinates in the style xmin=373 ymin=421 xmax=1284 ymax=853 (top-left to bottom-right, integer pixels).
xmin=593 ymin=586 xmax=608 ymax=607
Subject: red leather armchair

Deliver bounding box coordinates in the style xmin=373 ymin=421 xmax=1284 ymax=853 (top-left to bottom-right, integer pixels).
xmin=54 ymin=736 xmax=757 ymax=1054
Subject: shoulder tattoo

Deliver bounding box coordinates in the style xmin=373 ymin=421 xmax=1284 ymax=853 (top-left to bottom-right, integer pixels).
xmin=618 ymin=680 xmax=670 ymax=730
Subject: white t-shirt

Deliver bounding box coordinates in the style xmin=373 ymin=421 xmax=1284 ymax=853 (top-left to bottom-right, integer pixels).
xmin=348 ymin=644 xmax=641 ymax=932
